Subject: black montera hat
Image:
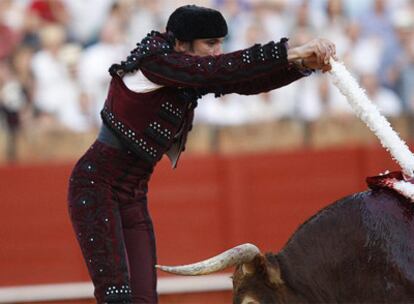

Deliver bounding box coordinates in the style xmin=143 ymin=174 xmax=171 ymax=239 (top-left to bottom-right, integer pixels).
xmin=166 ymin=5 xmax=228 ymax=41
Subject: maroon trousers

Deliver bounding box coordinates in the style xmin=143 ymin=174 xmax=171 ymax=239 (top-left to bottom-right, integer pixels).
xmin=67 ymin=141 xmax=157 ymax=303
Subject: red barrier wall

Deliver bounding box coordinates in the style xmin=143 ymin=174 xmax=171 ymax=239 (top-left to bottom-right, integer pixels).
xmin=0 ymin=145 xmax=401 ymax=288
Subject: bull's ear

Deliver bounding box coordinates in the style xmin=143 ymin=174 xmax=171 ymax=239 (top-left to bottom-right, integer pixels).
xmin=241 ymin=253 xmax=262 ymax=275
xmin=241 ymin=261 xmax=255 ymax=275
xmin=265 ymin=260 xmax=283 ymax=285
xmin=241 ymin=254 xmax=284 ymax=285
xmin=264 ymin=254 xmax=284 ymax=286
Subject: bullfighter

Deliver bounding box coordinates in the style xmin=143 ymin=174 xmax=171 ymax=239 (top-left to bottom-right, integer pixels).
xmin=67 ymin=4 xmax=336 ymax=303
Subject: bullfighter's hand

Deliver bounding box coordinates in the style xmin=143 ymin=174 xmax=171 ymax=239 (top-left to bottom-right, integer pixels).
xmin=287 ymin=38 xmax=337 ymax=72
xmin=302 ymin=54 xmax=333 ymax=73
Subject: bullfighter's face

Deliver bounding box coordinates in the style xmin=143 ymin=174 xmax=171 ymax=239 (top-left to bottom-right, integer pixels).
xmin=190 ymin=37 xmax=224 ymax=56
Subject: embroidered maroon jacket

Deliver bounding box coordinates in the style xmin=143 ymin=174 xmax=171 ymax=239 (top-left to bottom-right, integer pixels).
xmin=102 ymin=31 xmax=311 ymax=168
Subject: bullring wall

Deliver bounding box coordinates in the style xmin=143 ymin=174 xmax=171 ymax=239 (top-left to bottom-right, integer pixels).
xmin=0 ymin=145 xmax=401 ymax=303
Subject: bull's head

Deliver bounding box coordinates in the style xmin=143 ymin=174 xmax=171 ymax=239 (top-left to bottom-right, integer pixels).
xmin=156 ymin=243 xmax=291 ymax=304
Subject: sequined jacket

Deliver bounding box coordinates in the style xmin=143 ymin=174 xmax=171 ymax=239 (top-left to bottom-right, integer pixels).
xmin=102 ymin=31 xmax=311 ymax=168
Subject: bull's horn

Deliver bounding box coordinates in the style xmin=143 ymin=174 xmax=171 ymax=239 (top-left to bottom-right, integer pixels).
xmin=155 ymin=243 xmax=260 ymax=275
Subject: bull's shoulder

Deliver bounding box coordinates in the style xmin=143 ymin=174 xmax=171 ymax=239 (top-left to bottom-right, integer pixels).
xmin=286 ymin=188 xmax=413 ymax=242
xmin=362 ymin=188 xmax=414 ymax=276
xmin=282 ymin=188 xmax=414 ymax=257
xmin=284 ymin=191 xmax=368 ymax=244
xmin=278 ymin=189 xmax=414 ymax=302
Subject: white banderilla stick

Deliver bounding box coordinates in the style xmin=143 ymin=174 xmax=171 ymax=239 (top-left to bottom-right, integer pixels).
xmin=328 ymin=58 xmax=414 ymax=178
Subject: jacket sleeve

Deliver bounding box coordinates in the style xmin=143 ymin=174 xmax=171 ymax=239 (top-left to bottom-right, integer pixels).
xmin=139 ymin=38 xmax=309 ymax=95
xmin=216 ymin=64 xmax=311 ymax=96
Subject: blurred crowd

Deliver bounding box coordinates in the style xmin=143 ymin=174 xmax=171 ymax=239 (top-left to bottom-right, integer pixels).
xmin=1 ymin=0 xmax=414 ymax=134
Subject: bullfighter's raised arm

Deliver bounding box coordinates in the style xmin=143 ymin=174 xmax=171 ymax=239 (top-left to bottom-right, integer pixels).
xmin=113 ymin=32 xmax=335 ymax=97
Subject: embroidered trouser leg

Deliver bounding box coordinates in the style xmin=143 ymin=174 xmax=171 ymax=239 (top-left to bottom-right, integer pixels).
xmin=68 ymin=141 xmax=157 ymax=303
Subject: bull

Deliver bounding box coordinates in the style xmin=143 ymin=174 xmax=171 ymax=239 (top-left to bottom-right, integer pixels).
xmin=157 ymin=171 xmax=414 ymax=303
